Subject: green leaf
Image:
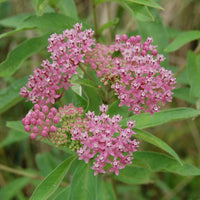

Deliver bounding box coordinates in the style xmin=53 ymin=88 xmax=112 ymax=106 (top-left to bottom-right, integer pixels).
xmin=76 ymin=79 xmax=102 ymax=114
xmin=113 ymin=166 xmax=151 ymax=184
xmin=0 ymin=177 xmax=30 ymax=200
xmin=30 ymin=155 xmax=76 ymax=200
xmin=173 ymin=87 xmax=197 ymax=104
xmin=97 ymin=178 xmax=116 ymax=200
xmin=73 ymin=79 xmax=98 ymax=89
xmin=133 ymin=128 xmax=182 ymax=165
xmin=58 ymin=0 xmax=78 ymax=19
xmin=36 ymin=153 xmax=59 ymax=176
xmin=126 ymin=0 xmax=163 ymax=9
xmin=54 ymin=186 xmax=71 ymax=200
xmin=133 ymin=151 xmax=200 ymax=176
xmin=63 ymin=87 xmax=87 ymax=109
xmin=107 ymin=100 xmax=130 ymax=118
xmin=96 ymin=0 xmax=163 ymax=10
xmin=120 ymin=107 xmax=200 ymax=129
xmin=68 ymin=160 xmax=97 ymax=200
xmin=165 ymin=31 xmax=200 ymax=52
xmin=6 ymin=121 xmax=27 ymax=134
xmin=123 ymin=2 xmax=155 ymax=22
xmin=36 ymin=0 xmax=50 ymax=16
xmin=187 ymin=51 xmax=200 ymax=98
xmin=82 ymin=85 xmax=102 ymax=114
xmin=0 ymin=34 xmax=49 ymax=77
xmin=0 ymin=13 xmax=32 ymax=28
xmin=0 ymin=130 xmax=29 ymax=148
xmin=0 ymin=76 xmax=28 ymax=113
xmin=0 ymin=13 xmax=81 ymax=39
xmin=99 ymin=18 xmax=119 ymax=33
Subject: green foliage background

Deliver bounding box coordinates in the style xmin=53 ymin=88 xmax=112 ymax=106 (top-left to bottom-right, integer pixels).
xmin=0 ymin=0 xmax=200 ymax=199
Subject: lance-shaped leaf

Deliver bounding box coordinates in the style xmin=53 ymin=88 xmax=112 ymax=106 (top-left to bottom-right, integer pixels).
xmin=120 ymin=107 xmax=200 ymax=129
xmin=187 ymin=51 xmax=200 ymax=98
xmin=133 ymin=151 xmax=200 ymax=176
xmin=113 ymin=166 xmax=151 ymax=184
xmin=30 ymin=155 xmax=76 ymax=200
xmin=133 ymin=128 xmax=182 ymax=165
xmin=0 ymin=13 xmax=79 ymax=39
xmin=97 ymin=178 xmax=116 ymax=200
xmin=95 ymin=0 xmax=163 ymax=10
xmin=0 ymin=177 xmax=30 ymax=200
xmin=0 ymin=34 xmax=49 ymax=77
xmin=165 ymin=30 xmax=200 ymax=52
xmin=68 ymin=161 xmax=97 ymax=200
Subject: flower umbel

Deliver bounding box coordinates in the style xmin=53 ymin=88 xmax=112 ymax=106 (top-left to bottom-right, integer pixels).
xmin=86 ymin=34 xmax=176 ymax=115
xmin=20 ymin=23 xmax=95 ymax=106
xmin=71 ymin=104 xmax=139 ymax=176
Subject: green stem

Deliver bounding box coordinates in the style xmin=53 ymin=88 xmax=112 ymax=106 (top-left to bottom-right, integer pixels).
xmin=79 ymin=64 xmax=95 ymax=82
xmin=92 ymin=0 xmax=98 ymax=38
xmin=0 ymin=163 xmax=40 ymax=179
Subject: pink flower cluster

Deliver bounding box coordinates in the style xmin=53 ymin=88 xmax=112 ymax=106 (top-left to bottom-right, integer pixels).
xmin=86 ymin=35 xmax=176 ymax=115
xmin=22 ymin=104 xmax=59 ymax=140
xmin=20 ymin=23 xmax=95 ymax=105
xmin=71 ymin=104 xmax=139 ymax=176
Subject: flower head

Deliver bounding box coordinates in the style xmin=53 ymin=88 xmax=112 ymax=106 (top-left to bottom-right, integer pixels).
xmin=20 ymin=23 xmax=95 ymax=106
xmin=86 ymin=35 xmax=176 ymax=115
xmin=71 ymin=104 xmax=139 ymax=176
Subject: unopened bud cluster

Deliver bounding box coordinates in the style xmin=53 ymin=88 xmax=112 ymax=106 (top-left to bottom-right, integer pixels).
xmin=50 ymin=103 xmax=86 ymax=151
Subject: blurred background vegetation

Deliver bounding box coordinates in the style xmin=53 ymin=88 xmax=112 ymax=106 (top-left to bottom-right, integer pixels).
xmin=0 ymin=0 xmax=200 ymax=199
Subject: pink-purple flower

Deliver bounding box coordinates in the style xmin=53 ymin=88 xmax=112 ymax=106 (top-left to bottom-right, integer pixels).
xmin=86 ymin=34 xmax=176 ymax=115
xmin=71 ymin=104 xmax=139 ymax=176
xmin=20 ymin=23 xmax=95 ymax=106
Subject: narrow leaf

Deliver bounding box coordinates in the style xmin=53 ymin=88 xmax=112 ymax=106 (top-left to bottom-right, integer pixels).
xmin=97 ymin=178 xmax=116 ymax=200
xmin=124 ymin=2 xmax=155 ymax=22
xmin=0 ymin=13 xmax=32 ymax=28
xmin=107 ymin=100 xmax=130 ymax=118
xmin=125 ymin=0 xmax=163 ymax=10
xmin=173 ymin=87 xmax=197 ymax=104
xmin=96 ymin=0 xmax=163 ymax=10
xmin=36 ymin=153 xmax=59 ymax=176
xmin=68 ymin=161 xmax=97 ymax=200
xmin=30 ymin=155 xmax=76 ymax=200
xmin=0 ymin=130 xmax=29 ymax=148
xmin=0 ymin=177 xmax=30 ymax=200
xmin=187 ymin=51 xmax=200 ymax=98
xmin=99 ymin=18 xmax=119 ymax=33
xmin=165 ymin=31 xmax=200 ymax=52
xmin=58 ymin=0 xmax=78 ymax=19
xmin=54 ymin=186 xmax=71 ymax=200
xmin=7 ymin=121 xmax=27 ymax=134
xmin=73 ymin=79 xmax=98 ymax=89
xmin=0 ymin=13 xmax=82 ymax=39
xmin=133 ymin=128 xmax=182 ymax=165
xmin=134 ymin=151 xmax=200 ymax=176
xmin=113 ymin=166 xmax=151 ymax=184
xmin=81 ymin=83 xmax=102 ymax=114
xmin=0 ymin=76 xmax=28 ymax=114
xmin=120 ymin=107 xmax=200 ymax=129
xmin=63 ymin=87 xmax=87 ymax=109
xmin=0 ymin=34 xmax=49 ymax=77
